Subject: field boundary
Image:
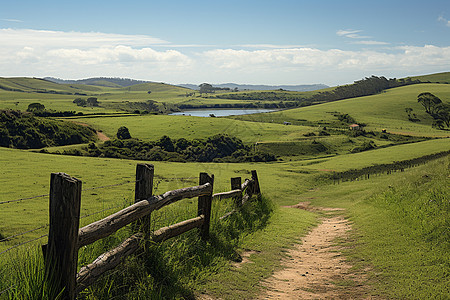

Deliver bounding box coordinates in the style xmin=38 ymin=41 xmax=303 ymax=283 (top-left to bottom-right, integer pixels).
xmin=39 ymin=164 xmax=261 ymax=299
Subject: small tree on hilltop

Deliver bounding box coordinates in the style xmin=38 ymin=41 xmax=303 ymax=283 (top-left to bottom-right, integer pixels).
xmin=87 ymin=97 xmax=99 ymax=107
xmin=27 ymin=102 xmax=45 ymax=112
xmin=117 ymin=126 xmax=131 ymax=140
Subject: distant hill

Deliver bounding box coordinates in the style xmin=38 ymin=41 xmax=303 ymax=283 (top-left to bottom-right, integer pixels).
xmin=0 ymin=77 xmax=92 ymax=94
xmin=177 ymin=83 xmax=329 ymax=92
xmin=44 ymin=77 xmax=153 ymax=88
xmin=407 ymin=72 xmax=450 ymax=84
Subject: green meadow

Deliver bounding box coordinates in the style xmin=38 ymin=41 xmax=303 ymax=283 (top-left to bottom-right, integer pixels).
xmin=232 ymin=83 xmax=450 ymax=137
xmin=0 ymin=75 xmax=449 ymax=298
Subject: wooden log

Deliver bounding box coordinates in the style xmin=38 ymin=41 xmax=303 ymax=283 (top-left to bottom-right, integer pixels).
xmin=198 ymin=173 xmax=214 ymax=240
xmin=212 ymin=189 xmax=241 ymax=200
xmin=76 ymin=216 xmax=204 ymax=294
xmin=151 ymin=215 xmax=204 ymax=243
xmin=135 ymin=164 xmax=154 ymax=237
xmin=78 ymin=183 xmax=212 ymax=248
xmin=76 ymin=233 xmax=143 ymax=294
xmin=46 ymin=172 xmax=82 ymax=300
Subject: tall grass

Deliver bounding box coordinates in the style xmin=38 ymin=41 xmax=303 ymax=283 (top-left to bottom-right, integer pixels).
xmin=348 ymin=157 xmax=449 ymax=299
xmin=0 ymin=188 xmax=273 ymax=299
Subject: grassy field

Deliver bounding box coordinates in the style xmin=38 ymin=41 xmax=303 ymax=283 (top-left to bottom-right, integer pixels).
xmin=65 ymin=114 xmax=317 ymax=143
xmin=1 ymin=75 xmax=449 ymax=299
xmin=231 ymin=83 xmax=450 ymax=137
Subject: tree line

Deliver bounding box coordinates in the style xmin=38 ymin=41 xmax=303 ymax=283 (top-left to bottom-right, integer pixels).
xmin=0 ymin=110 xmax=96 ymax=149
xmin=59 ymin=133 xmax=276 ymax=163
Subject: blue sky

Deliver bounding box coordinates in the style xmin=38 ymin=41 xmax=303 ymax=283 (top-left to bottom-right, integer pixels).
xmin=1 ymin=0 xmax=449 ymax=85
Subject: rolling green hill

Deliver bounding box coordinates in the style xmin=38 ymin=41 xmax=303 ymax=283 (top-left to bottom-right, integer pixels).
xmin=231 ymin=83 xmax=450 ymax=137
xmin=409 ymin=72 xmax=450 ymax=84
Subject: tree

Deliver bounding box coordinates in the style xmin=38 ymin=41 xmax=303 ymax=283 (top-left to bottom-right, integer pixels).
xmin=27 ymin=102 xmax=45 ymax=112
xmin=87 ymin=97 xmax=99 ymax=107
xmin=417 ymin=92 xmax=441 ymax=114
xmin=73 ymin=98 xmax=87 ymax=106
xmin=199 ymin=83 xmax=214 ymax=94
xmin=116 ymin=126 xmax=131 ymax=139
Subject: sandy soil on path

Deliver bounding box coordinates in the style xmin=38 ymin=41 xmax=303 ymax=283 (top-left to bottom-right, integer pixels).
xmin=258 ymin=203 xmax=375 ymax=299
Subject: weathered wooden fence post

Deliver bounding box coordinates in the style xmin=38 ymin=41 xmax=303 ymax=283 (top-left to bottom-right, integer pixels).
xmin=46 ymin=172 xmax=82 ymax=300
xmin=135 ymin=163 xmax=154 ymax=237
xmin=231 ymin=177 xmax=242 ymax=207
xmin=251 ymin=170 xmax=261 ymax=196
xmin=198 ymin=173 xmax=214 ymax=240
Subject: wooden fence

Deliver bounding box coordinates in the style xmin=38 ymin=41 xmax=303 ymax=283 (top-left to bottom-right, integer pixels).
xmin=42 ymin=164 xmax=261 ymax=299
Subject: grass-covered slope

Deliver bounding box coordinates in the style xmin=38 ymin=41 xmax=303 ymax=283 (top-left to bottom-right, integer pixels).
xmin=66 ymin=114 xmax=315 ymax=143
xmin=231 ymin=83 xmax=450 ymax=137
xmin=410 ymin=71 xmax=450 ymax=84
xmin=304 ymin=156 xmax=449 ymax=299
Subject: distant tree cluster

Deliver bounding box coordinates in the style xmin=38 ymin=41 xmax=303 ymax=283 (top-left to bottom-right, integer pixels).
xmin=72 ymin=134 xmax=276 ymax=163
xmin=212 ymin=76 xmax=421 ymax=109
xmin=198 ymin=83 xmax=232 ymax=94
xmin=73 ymin=97 xmax=99 ymax=107
xmin=0 ymin=110 xmax=96 ymax=149
xmin=417 ymin=92 xmax=450 ymax=129
xmin=26 ymin=102 xmax=80 ymax=117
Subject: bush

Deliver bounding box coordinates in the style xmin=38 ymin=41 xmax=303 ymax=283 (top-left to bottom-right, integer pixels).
xmin=117 ymin=126 xmax=132 ymax=140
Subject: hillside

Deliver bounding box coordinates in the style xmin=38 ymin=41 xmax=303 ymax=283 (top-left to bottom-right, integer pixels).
xmin=409 ymin=72 xmax=450 ymax=84
xmin=231 ymin=83 xmax=450 ymax=137
xmin=44 ymin=77 xmax=151 ymax=87
xmin=178 ymin=83 xmax=329 ymax=92
xmin=0 ymin=77 xmax=95 ymax=95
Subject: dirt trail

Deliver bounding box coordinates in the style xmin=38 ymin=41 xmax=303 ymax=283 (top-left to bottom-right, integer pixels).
xmin=258 ymin=203 xmax=373 ymax=299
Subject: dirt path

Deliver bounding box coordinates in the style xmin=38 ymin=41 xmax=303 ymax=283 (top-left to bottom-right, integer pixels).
xmin=258 ymin=203 xmax=372 ymax=299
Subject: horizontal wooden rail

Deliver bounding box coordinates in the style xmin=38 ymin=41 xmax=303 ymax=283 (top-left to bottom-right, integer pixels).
xmin=76 ymin=215 xmax=205 ymax=293
xmin=76 ymin=233 xmax=143 ymax=294
xmin=151 ymin=215 xmax=204 ymax=243
xmin=212 ymin=189 xmax=242 ymax=200
xmin=78 ymin=183 xmax=212 ymax=248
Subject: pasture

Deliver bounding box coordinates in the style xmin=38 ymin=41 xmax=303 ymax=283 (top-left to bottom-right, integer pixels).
xmin=0 ymin=75 xmax=449 ymax=298
xmin=231 ymin=83 xmax=450 ymax=137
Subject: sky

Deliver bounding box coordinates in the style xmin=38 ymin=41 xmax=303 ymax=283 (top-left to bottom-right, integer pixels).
xmin=0 ymin=0 xmax=449 ymax=86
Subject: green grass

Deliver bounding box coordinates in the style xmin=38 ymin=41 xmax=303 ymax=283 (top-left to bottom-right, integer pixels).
xmin=302 ymin=157 xmax=449 ymax=299
xmin=65 ymin=114 xmax=315 ymax=143
xmin=410 ymin=71 xmax=450 ymax=84
xmin=1 ymin=74 xmax=449 ymax=299
xmin=231 ymin=83 xmax=450 ymax=137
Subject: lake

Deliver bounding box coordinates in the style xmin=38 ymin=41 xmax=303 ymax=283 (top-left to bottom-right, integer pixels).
xmin=169 ymin=108 xmax=278 ymax=117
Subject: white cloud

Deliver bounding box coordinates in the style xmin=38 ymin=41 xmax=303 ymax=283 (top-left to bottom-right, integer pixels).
xmin=336 ymin=29 xmax=370 ymax=39
xmin=1 ymin=19 xmax=24 ymax=23
xmin=201 ymin=46 xmax=450 ymax=73
xmin=353 ymin=40 xmax=389 ymax=45
xmin=438 ymin=16 xmax=450 ymax=27
xmin=239 ymin=44 xmax=308 ymax=49
xmin=47 ymin=46 xmax=191 ymax=66
xmin=0 ymin=27 xmax=448 ymax=85
xmin=0 ymin=28 xmax=168 ymax=48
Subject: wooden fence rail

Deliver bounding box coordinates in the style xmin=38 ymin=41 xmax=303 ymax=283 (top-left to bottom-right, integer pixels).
xmin=43 ymin=164 xmax=261 ymax=299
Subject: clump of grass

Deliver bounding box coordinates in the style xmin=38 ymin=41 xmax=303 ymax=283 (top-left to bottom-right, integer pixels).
xmin=0 ymin=247 xmax=64 ymax=300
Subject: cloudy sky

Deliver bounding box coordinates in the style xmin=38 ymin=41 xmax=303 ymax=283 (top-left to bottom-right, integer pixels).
xmin=1 ymin=0 xmax=449 ymax=86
